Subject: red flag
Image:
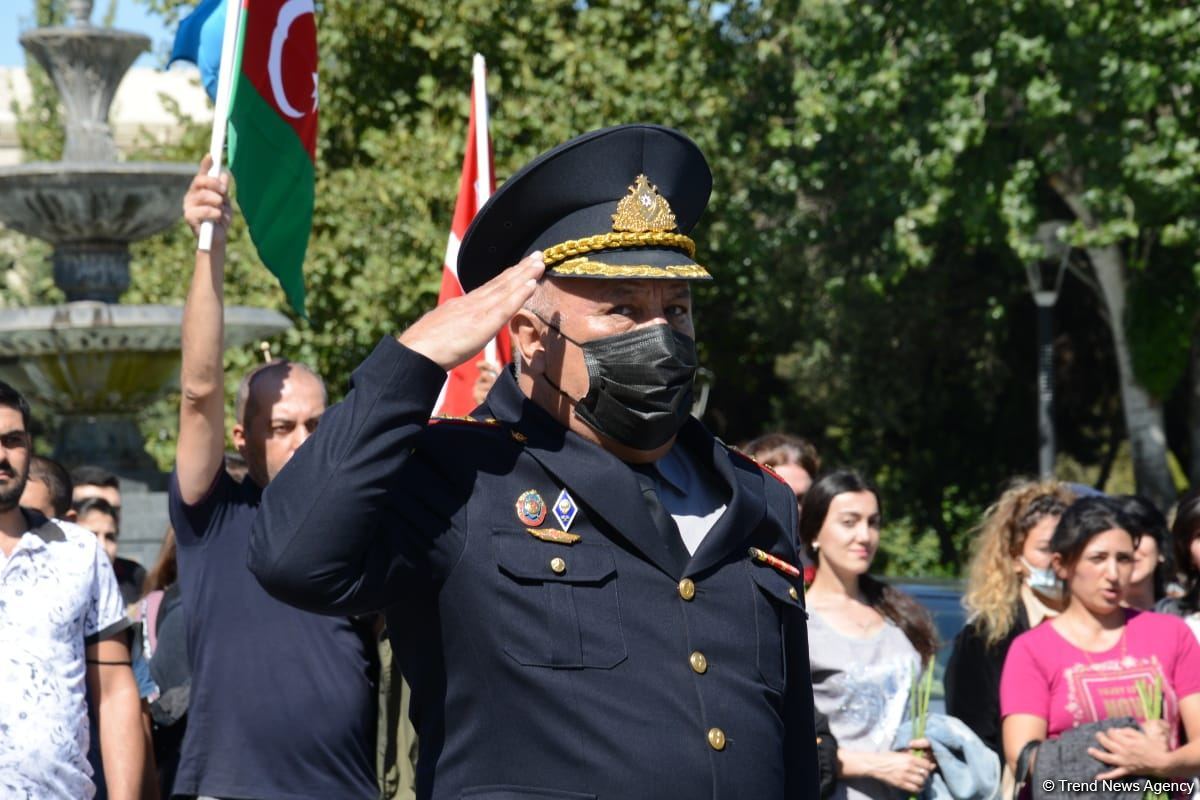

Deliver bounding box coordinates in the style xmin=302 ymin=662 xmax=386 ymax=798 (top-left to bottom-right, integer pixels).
xmin=433 ymin=54 xmax=509 ymax=416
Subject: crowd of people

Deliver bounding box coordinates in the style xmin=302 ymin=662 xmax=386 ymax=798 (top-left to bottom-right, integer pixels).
xmin=6 ymin=124 xmax=1200 ymax=800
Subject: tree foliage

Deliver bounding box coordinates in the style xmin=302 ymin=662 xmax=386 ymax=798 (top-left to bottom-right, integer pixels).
xmin=7 ymin=0 xmax=1200 ymax=573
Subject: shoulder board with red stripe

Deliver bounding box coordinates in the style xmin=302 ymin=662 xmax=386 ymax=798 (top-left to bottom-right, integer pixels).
xmin=727 ymin=447 xmax=788 ymax=486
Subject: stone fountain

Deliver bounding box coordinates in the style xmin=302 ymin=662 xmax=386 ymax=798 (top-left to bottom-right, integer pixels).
xmin=0 ymin=1 xmax=290 ymax=558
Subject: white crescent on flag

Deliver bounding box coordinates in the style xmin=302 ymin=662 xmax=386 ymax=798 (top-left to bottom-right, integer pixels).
xmin=268 ymin=0 xmax=315 ymax=119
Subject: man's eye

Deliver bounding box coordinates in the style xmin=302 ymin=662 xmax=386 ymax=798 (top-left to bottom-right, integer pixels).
xmin=611 ymin=305 xmax=636 ymax=317
xmin=667 ymin=304 xmax=689 ymax=317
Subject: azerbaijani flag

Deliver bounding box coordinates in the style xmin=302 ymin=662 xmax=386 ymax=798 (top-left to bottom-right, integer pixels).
xmin=185 ymin=0 xmax=317 ymax=316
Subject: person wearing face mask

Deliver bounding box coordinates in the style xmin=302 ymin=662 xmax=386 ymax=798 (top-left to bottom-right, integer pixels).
xmin=945 ymin=479 xmax=1075 ymax=774
xmin=1001 ymin=496 xmax=1200 ymax=784
xmin=248 ymin=125 xmax=820 ymax=800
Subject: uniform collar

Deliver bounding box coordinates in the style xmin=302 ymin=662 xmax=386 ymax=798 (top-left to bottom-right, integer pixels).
xmin=651 ymin=447 xmax=690 ymax=495
xmin=483 ymin=368 xmax=767 ymax=579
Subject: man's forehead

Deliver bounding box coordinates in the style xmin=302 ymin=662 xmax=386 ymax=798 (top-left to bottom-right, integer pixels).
xmin=262 ymin=388 xmax=326 ymax=420
xmin=550 ymin=278 xmax=692 ymax=304
xmin=267 ymin=400 xmax=325 ymax=421
xmin=0 ymin=406 xmax=26 ymax=433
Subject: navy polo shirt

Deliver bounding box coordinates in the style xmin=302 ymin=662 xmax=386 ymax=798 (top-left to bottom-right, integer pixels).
xmin=170 ymin=469 xmax=377 ymax=800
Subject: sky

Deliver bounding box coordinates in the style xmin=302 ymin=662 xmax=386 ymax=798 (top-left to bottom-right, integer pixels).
xmin=0 ymin=1 xmax=174 ymax=68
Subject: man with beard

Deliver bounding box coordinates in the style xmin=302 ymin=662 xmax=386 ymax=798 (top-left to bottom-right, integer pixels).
xmin=169 ymin=155 xmax=377 ymax=800
xmin=0 ymin=381 xmax=145 ymax=799
xmin=248 ymin=125 xmax=820 ymax=799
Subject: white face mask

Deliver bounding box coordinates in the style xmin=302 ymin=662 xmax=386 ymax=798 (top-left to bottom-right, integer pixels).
xmin=1021 ymin=556 xmax=1064 ymax=602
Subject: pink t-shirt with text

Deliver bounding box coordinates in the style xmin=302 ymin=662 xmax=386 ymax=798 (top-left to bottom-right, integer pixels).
xmin=1000 ymin=609 xmax=1200 ymax=745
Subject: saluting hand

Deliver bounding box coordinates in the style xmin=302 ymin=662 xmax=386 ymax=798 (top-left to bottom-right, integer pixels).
xmin=183 ymin=154 xmax=232 ymax=244
xmin=398 ymin=252 xmax=545 ymax=371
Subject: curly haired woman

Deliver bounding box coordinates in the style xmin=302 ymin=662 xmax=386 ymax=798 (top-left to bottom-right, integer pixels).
xmin=945 ymin=479 xmax=1075 ymax=762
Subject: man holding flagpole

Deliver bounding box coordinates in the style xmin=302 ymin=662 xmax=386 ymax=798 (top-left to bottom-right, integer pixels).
xmin=173 ymin=154 xmax=378 ymax=800
xmin=168 ymin=2 xmax=378 ymax=798
xmin=249 ymin=124 xmax=821 ymax=799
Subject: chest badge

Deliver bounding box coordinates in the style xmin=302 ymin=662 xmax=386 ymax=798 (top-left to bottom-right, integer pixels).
xmin=552 ymin=488 xmax=578 ymax=532
xmin=526 ymin=527 xmax=581 ymax=545
xmin=516 ymin=490 xmax=548 ymax=527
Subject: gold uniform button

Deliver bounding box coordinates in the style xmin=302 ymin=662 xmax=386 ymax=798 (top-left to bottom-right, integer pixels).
xmin=678 ymin=578 xmax=696 ymax=601
xmin=788 ymin=586 xmax=799 ymax=601
xmin=550 ymin=557 xmax=566 ymax=574
xmin=689 ymin=651 xmax=708 ymax=674
xmin=707 ymin=727 xmax=726 ymax=751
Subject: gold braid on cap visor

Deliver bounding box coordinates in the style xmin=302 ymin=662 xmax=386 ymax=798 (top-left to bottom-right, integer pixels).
xmin=547 ymin=258 xmax=711 ymax=279
xmin=540 ymin=231 xmax=697 ymax=267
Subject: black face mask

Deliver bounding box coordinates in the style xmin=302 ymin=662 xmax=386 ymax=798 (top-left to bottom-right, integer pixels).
xmin=536 ymin=317 xmax=698 ymax=450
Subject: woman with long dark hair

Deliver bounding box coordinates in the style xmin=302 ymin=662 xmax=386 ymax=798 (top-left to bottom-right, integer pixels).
xmin=801 ymin=470 xmax=940 ymax=799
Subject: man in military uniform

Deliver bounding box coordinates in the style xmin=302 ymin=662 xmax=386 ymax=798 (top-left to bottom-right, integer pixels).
xmin=249 ymin=124 xmax=819 ymax=799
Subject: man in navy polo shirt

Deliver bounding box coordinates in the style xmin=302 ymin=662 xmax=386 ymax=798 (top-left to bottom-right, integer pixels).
xmin=169 ymin=156 xmax=377 ymax=800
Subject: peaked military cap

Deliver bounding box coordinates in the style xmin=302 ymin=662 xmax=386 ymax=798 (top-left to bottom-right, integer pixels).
xmin=457 ymin=124 xmax=713 ymax=292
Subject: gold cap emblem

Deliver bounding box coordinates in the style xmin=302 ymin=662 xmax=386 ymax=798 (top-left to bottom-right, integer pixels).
xmin=611 ymin=174 xmax=677 ymax=233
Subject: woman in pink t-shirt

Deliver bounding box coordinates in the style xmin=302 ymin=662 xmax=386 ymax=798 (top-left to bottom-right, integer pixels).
xmin=1000 ymin=496 xmax=1200 ymax=782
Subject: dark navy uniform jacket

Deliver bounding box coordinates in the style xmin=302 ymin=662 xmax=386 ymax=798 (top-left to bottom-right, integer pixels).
xmin=249 ymin=337 xmax=820 ymax=800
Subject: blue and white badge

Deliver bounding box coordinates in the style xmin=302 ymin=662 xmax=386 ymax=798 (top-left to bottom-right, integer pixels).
xmin=553 ymin=488 xmax=578 ymax=532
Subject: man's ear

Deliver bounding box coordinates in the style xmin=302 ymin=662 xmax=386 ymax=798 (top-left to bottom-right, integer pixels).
xmin=231 ymin=422 xmax=247 ymax=451
xmin=511 ymin=310 xmax=546 ymax=377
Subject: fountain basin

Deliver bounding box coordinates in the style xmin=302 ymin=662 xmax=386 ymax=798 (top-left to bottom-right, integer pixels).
xmin=0 ymin=302 xmax=291 ymax=413
xmin=0 ymin=162 xmax=194 ymax=243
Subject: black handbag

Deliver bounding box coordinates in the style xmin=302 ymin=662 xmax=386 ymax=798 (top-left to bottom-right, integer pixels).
xmin=1012 ymin=716 xmax=1143 ymax=800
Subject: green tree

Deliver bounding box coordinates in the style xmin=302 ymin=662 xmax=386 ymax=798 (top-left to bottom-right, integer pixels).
xmin=12 ymin=0 xmax=1197 ymax=574
xmin=759 ymin=0 xmax=1200 ymax=515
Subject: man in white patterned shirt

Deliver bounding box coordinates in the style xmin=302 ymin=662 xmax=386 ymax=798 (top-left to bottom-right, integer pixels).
xmin=0 ymin=380 xmax=145 ymax=799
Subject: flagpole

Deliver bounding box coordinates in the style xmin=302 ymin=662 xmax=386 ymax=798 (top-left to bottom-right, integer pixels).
xmin=472 ymin=53 xmax=502 ymax=364
xmin=472 ymin=54 xmax=491 ymax=211
xmin=199 ymin=0 xmax=244 ymax=253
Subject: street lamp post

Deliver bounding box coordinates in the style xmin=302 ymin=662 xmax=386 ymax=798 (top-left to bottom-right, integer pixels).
xmin=1025 ymin=221 xmax=1071 ymax=478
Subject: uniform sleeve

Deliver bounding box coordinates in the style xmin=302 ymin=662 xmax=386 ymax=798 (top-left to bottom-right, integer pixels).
xmin=249 ymin=337 xmax=455 ymax=616
xmin=1169 ymin=614 xmax=1200 ymax=700
xmin=782 ymin=494 xmax=821 ymax=798
xmin=999 ymin=632 xmax=1049 ymax=720
xmin=84 ymin=535 xmax=132 ymax=645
